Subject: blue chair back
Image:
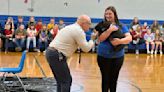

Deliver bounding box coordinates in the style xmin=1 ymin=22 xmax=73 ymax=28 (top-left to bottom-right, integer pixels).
xmin=18 ymin=51 xmax=27 ymax=72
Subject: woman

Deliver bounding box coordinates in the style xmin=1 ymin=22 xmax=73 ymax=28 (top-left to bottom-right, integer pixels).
xmin=144 ymin=29 xmax=155 ymax=54
xmin=95 ymin=6 xmax=132 ymax=92
xmin=5 ymin=17 xmax=15 ymax=30
xmin=154 ymin=29 xmax=162 ymax=54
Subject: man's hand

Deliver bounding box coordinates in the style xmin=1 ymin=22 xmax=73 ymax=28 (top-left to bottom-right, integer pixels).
xmin=91 ymin=32 xmax=97 ymax=40
xmin=16 ymin=35 xmax=21 ymax=39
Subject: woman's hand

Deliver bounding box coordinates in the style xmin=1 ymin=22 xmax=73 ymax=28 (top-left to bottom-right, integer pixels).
xmin=107 ymin=24 xmax=118 ymax=33
xmin=98 ymin=24 xmax=118 ymax=42
xmin=110 ymin=38 xmax=122 ymax=46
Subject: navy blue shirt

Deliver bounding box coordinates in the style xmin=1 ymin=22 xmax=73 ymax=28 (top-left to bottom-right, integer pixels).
xmin=97 ymin=25 xmax=129 ymax=58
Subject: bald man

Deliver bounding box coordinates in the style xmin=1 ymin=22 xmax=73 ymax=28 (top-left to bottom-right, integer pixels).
xmin=45 ymin=15 xmax=95 ymax=92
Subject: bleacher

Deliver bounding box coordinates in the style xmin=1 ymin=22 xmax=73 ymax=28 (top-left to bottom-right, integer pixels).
xmin=0 ymin=15 xmax=79 ymax=28
xmin=1 ymin=15 xmax=164 ymax=53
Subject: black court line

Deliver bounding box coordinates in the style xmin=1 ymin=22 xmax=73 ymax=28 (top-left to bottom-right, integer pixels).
xmin=118 ymin=80 xmax=142 ymax=92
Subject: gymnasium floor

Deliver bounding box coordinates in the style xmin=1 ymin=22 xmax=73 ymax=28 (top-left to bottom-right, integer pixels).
xmin=0 ymin=52 xmax=164 ymax=92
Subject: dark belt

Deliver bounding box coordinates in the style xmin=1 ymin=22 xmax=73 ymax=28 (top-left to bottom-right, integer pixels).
xmin=48 ymin=47 xmax=66 ymax=61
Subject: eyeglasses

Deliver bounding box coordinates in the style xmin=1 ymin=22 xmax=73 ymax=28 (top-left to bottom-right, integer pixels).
xmin=84 ymin=22 xmax=91 ymax=26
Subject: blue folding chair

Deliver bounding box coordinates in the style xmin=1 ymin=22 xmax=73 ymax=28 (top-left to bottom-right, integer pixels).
xmin=0 ymin=50 xmax=27 ymax=92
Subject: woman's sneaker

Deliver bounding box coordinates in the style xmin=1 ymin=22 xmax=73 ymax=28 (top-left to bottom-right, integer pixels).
xmin=151 ymin=50 xmax=154 ymax=54
xmin=147 ymin=50 xmax=150 ymax=54
xmin=160 ymin=51 xmax=163 ymax=55
xmin=135 ymin=50 xmax=139 ymax=54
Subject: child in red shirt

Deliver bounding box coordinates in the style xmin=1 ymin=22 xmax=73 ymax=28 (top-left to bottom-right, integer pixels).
xmin=4 ymin=24 xmax=14 ymax=53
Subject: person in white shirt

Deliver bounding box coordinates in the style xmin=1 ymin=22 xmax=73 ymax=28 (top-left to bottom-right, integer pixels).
xmin=26 ymin=24 xmax=37 ymax=52
xmin=45 ymin=14 xmax=95 ymax=92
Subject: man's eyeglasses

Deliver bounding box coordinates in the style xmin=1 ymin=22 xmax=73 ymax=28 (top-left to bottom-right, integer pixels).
xmin=84 ymin=22 xmax=91 ymax=26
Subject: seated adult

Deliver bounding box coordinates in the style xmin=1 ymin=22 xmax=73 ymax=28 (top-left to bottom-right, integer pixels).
xmin=14 ymin=24 xmax=27 ymax=51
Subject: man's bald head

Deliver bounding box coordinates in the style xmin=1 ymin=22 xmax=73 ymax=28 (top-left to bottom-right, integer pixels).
xmin=76 ymin=14 xmax=91 ymax=31
xmin=77 ymin=15 xmax=91 ymax=24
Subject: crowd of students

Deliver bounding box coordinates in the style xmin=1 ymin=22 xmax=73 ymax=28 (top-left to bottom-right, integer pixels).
xmin=130 ymin=17 xmax=164 ymax=54
xmin=0 ymin=16 xmax=66 ymax=53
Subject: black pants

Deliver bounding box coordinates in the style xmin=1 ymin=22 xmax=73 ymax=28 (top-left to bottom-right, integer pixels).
xmin=97 ymin=55 xmax=124 ymax=92
xmin=45 ymin=47 xmax=72 ymax=92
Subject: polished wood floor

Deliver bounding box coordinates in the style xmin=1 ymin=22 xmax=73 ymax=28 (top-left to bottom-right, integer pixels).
xmin=0 ymin=52 xmax=164 ymax=92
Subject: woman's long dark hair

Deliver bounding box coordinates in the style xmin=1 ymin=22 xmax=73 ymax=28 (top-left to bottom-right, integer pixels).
xmin=132 ymin=17 xmax=140 ymax=25
xmin=104 ymin=6 xmax=122 ymax=28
